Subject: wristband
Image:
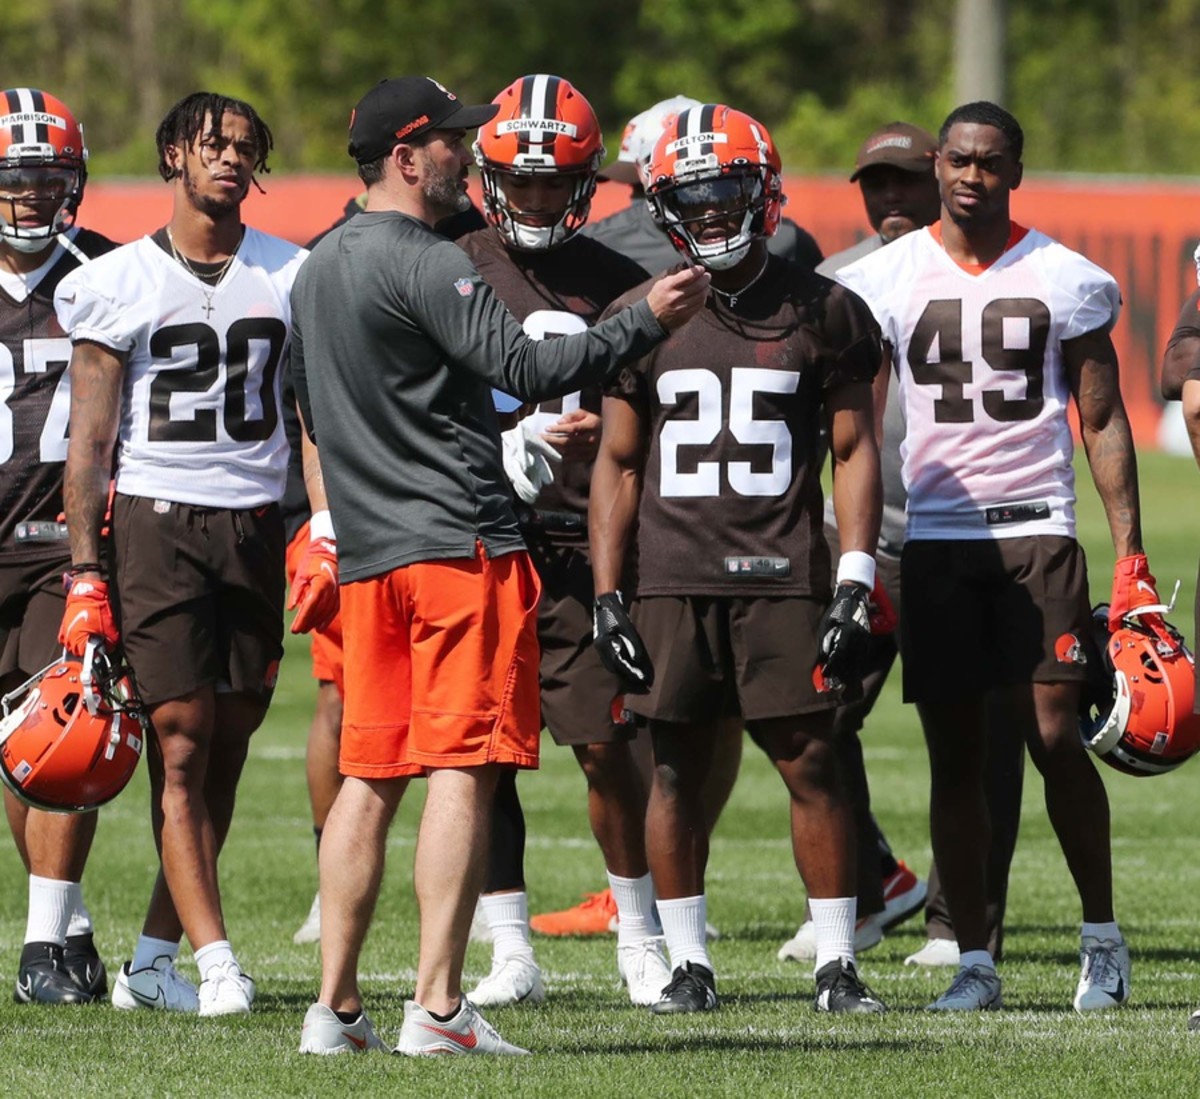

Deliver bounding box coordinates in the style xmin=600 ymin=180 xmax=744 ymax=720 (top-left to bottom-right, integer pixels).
xmin=836 ymin=550 xmax=876 ymax=590
xmin=309 ymin=509 xmax=336 ymax=543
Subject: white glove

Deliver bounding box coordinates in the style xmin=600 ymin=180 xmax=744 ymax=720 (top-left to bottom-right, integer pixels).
xmin=502 ymin=419 xmax=562 ymax=504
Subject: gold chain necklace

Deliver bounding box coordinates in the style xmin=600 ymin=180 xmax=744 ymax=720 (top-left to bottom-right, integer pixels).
xmin=166 ymin=226 xmax=242 ymax=318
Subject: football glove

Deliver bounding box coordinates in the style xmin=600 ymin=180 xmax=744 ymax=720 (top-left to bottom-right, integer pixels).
xmin=502 ymin=419 xmax=562 ymax=505
xmin=1108 ymin=553 xmax=1162 ymax=632
xmin=59 ymin=575 xmax=119 ymax=656
xmin=288 ymin=530 xmax=339 ymax=635
xmin=814 ymin=581 xmax=872 ymax=694
xmin=867 ymin=576 xmax=897 ymax=636
xmin=593 ymin=591 xmax=654 ymax=695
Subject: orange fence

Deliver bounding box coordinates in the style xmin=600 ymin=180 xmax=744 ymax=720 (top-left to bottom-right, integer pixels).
xmin=83 ymin=173 xmax=1200 ymax=448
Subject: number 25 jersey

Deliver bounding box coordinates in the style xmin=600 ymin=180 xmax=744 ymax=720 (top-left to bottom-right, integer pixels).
xmin=838 ymin=224 xmax=1120 ymax=541
xmin=54 ymin=228 xmax=307 ymax=508
xmin=603 ymin=256 xmax=881 ymax=598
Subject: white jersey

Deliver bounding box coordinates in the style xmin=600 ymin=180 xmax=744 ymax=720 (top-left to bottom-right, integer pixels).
xmin=837 ymin=224 xmax=1120 ymax=541
xmin=54 ymin=228 xmax=307 ymax=508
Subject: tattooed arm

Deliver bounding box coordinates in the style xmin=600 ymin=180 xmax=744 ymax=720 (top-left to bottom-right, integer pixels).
xmin=1064 ymin=327 xmax=1143 ymax=558
xmin=64 ymin=340 xmax=126 ymax=575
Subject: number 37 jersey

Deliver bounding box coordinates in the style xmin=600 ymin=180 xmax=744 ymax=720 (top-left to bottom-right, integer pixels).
xmin=838 ymin=224 xmax=1120 ymax=541
xmin=54 ymin=228 xmax=307 ymax=508
xmin=603 ymin=256 xmax=882 ymax=598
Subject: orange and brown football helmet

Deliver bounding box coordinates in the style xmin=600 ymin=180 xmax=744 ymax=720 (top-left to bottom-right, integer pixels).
xmin=0 ymin=642 xmax=145 ymax=813
xmin=1081 ymin=605 xmax=1200 ymax=777
xmin=473 ymin=74 xmax=604 ymax=251
xmin=645 ymin=103 xmax=783 ymax=270
xmin=0 ymin=88 xmax=88 ymax=253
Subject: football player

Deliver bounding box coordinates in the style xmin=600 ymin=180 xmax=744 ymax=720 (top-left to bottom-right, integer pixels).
xmin=0 ymin=88 xmax=118 ymax=1005
xmin=56 ymin=92 xmax=308 ymax=1017
xmin=592 ymin=104 xmax=887 ymax=1014
xmin=838 ymin=101 xmax=1147 ymax=1012
xmin=460 ymin=73 xmax=672 ymax=1008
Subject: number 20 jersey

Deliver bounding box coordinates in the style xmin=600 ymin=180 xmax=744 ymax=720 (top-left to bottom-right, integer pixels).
xmin=603 ymin=256 xmax=882 ymax=598
xmin=0 ymin=228 xmax=117 ymax=562
xmin=837 ymin=224 xmax=1120 ymax=542
xmin=54 ymin=228 xmax=307 ymax=508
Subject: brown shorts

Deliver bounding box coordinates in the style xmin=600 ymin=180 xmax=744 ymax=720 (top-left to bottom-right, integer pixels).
xmin=339 ymin=544 xmax=542 ymax=779
xmin=528 ymin=539 xmax=634 ymax=747
xmin=0 ymin=557 xmax=67 ymax=682
xmin=901 ymin=536 xmax=1092 ymax=704
xmin=629 ymin=594 xmax=835 ymax=723
xmin=111 ymin=494 xmax=285 ymax=707
xmin=285 ymin=522 xmax=345 ymax=695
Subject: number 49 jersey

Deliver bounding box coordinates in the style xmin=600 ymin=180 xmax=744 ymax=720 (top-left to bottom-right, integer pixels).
xmin=837 ymin=224 xmax=1120 ymax=541
xmin=603 ymin=255 xmax=882 ymax=598
xmin=54 ymin=228 xmax=307 ymax=508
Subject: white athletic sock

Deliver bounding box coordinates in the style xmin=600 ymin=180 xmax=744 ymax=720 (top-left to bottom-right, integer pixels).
xmin=481 ymin=891 xmax=533 ymax=963
xmin=25 ymin=875 xmax=76 ymax=946
xmin=194 ymin=939 xmax=238 ymax=982
xmin=67 ymin=895 xmax=94 ymax=937
xmin=810 ymin=896 xmax=856 ymax=972
xmin=1081 ymin=920 xmax=1122 ymax=942
xmin=608 ymin=871 xmax=660 ymax=946
xmin=959 ymin=949 xmax=996 ymax=972
xmin=132 ymin=935 xmax=180 ymax=972
xmin=657 ymin=895 xmax=712 ymax=973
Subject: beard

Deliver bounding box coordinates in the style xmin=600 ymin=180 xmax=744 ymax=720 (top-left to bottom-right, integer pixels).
xmin=182 ymin=158 xmax=248 ymax=219
xmin=419 ymin=153 xmax=470 ymax=218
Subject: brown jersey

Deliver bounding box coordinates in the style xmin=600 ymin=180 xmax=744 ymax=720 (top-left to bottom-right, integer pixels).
xmin=0 ymin=229 xmax=117 ymax=563
xmin=1168 ymin=288 xmax=1200 ymax=383
xmin=457 ymin=228 xmax=647 ymax=534
xmin=604 ymin=254 xmax=881 ymax=597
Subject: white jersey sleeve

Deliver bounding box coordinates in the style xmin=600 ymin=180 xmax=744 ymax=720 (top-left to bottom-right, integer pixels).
xmin=837 ymin=226 xmax=1121 ymax=541
xmin=55 ymin=229 xmax=308 ymax=509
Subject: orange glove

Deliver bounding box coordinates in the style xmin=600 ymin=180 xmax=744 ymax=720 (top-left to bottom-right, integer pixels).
xmin=59 ymin=576 xmax=119 ymax=655
xmin=288 ymin=517 xmax=339 ymax=635
xmin=868 ymin=576 xmax=897 ymax=635
xmin=1109 ymin=553 xmax=1160 ymax=631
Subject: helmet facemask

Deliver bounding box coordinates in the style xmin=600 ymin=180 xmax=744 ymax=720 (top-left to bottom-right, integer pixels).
xmin=0 ymin=162 xmax=84 ymax=253
xmin=476 ymin=157 xmax=598 ymax=251
xmin=648 ymin=170 xmax=768 ymax=270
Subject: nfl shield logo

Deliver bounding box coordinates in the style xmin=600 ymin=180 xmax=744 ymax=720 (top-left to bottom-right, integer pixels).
xmin=454 ymin=277 xmax=474 ymax=297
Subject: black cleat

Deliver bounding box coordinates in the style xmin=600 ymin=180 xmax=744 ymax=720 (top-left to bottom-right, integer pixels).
xmin=650 ymin=962 xmax=718 ymax=1015
xmin=64 ymin=933 xmax=108 ymax=998
xmin=14 ymin=942 xmax=96 ymax=1005
xmin=814 ymin=958 xmax=887 ymax=1014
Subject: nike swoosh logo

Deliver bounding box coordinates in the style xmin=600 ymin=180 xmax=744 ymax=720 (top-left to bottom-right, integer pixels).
xmin=343 ymin=1031 xmax=367 ymax=1050
xmin=16 ymin=975 xmax=33 ymax=1001
xmin=419 ymin=1023 xmax=477 ymax=1049
xmin=1136 ymin=581 xmax=1156 ymax=595
xmin=129 ymin=983 xmax=164 ymax=1007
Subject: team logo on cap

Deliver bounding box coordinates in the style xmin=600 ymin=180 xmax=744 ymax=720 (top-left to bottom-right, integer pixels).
xmin=426 ymin=77 xmax=456 ymax=100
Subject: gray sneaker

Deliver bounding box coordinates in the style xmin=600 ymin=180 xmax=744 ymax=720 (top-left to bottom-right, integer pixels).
xmin=395 ymin=999 xmax=528 ymax=1056
xmin=299 ymin=1002 xmax=386 ymax=1054
xmin=926 ymin=964 xmax=1002 ymax=1011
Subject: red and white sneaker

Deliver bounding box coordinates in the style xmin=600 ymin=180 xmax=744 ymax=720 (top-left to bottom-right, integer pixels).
xmin=879 ymin=860 xmax=927 ymax=930
xmin=395 ymin=999 xmax=528 ymax=1056
xmin=777 ymin=915 xmax=883 ymax=962
xmin=530 ymin=889 xmax=618 ymax=936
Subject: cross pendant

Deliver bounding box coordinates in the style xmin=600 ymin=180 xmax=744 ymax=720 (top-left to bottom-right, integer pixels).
xmin=202 ymin=294 xmax=214 ymax=319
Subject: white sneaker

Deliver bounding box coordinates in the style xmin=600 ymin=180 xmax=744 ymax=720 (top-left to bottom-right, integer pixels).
xmin=111 ymin=956 xmax=199 ymax=1013
xmin=198 ymin=961 xmax=255 ymax=1017
xmin=469 ymin=898 xmax=493 ymax=944
xmin=468 ymin=953 xmax=545 ymax=1007
xmin=293 ymin=892 xmax=321 ymax=945
xmin=617 ymin=936 xmax=673 ymax=1006
xmin=298 ymin=1002 xmax=386 ymax=1054
xmin=395 ymin=998 xmax=529 ymax=1056
xmin=1074 ymin=936 xmax=1131 ymax=1013
xmin=777 ymin=914 xmax=883 ymax=963
xmin=926 ymin=964 xmax=1002 ymax=1011
xmin=1189 ymin=1008 xmax=1200 ymax=1032
xmin=905 ymin=938 xmax=961 ymax=967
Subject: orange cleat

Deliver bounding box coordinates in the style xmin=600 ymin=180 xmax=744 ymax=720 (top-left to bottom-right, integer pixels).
xmin=530 ymin=888 xmax=618 ymax=936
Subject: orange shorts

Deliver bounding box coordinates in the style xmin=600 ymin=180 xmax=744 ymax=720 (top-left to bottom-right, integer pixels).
xmin=286 ymin=522 xmax=345 ymax=695
xmin=339 ymin=544 xmax=542 ymax=779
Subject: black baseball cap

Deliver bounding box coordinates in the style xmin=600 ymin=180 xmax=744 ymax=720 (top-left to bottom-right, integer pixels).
xmin=849 ymin=122 xmax=937 ymax=182
xmin=348 ymin=77 xmax=499 ymax=164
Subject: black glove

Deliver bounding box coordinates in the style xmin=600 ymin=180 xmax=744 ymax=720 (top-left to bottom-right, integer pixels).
xmin=814 ymin=581 xmax=872 ymax=694
xmin=593 ymin=591 xmax=654 ymax=695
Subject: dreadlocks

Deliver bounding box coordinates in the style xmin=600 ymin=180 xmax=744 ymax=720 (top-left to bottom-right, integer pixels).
xmin=155 ymin=92 xmax=274 ymax=183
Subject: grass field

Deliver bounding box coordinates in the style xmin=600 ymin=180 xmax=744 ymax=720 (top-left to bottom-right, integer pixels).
xmin=3 ymin=450 xmax=1200 ymax=1097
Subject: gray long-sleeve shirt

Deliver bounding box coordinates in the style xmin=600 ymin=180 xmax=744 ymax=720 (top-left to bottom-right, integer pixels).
xmin=290 ymin=209 xmax=666 ymax=582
